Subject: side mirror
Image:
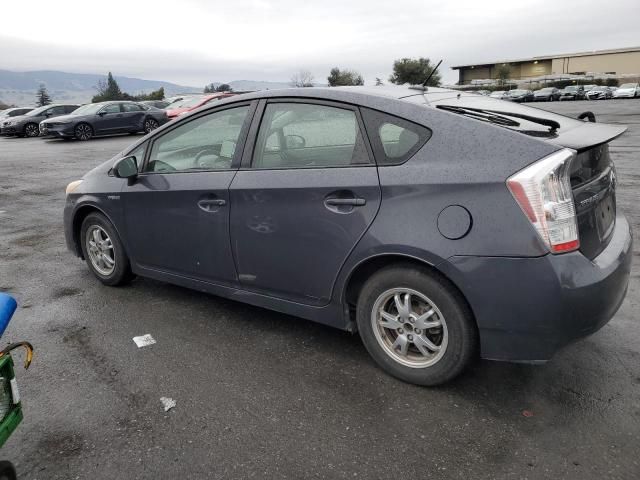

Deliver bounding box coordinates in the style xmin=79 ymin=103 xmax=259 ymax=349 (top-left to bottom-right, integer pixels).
xmin=285 ymin=134 xmax=306 ymax=149
xmin=114 ymin=156 xmax=138 ymax=184
xmin=98 ymin=111 xmax=107 ymax=116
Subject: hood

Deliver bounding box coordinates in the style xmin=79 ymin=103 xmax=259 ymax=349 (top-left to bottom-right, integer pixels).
xmin=2 ymin=114 xmax=31 ymax=124
xmin=41 ymin=113 xmax=78 ymax=124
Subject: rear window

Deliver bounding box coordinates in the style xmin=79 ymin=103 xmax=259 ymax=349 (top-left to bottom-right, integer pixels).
xmin=362 ymin=108 xmax=431 ymax=165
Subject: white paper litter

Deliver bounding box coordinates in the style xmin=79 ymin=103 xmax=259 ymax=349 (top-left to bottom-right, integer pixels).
xmin=133 ymin=334 xmax=156 ymax=348
xmin=160 ymin=397 xmax=176 ymax=412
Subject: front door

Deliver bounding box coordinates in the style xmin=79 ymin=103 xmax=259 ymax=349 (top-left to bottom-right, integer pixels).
xmin=94 ymin=103 xmax=124 ymax=134
xmin=121 ymin=103 xmax=254 ymax=286
xmin=229 ymin=100 xmax=381 ymax=306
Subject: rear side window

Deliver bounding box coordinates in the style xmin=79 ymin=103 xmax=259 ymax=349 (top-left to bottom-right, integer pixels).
xmin=252 ymin=102 xmax=370 ymax=169
xmin=362 ymin=108 xmax=432 ymax=165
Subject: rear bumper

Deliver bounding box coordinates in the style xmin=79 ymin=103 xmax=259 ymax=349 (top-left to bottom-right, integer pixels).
xmin=439 ymin=213 xmax=633 ymax=362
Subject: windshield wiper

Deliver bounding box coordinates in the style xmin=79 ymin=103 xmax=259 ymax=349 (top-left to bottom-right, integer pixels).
xmin=436 ymin=105 xmax=560 ymax=133
xmin=435 ymin=105 xmax=520 ymax=128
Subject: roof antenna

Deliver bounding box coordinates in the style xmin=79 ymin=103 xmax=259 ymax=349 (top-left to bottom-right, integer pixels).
xmin=422 ymin=59 xmax=443 ymax=88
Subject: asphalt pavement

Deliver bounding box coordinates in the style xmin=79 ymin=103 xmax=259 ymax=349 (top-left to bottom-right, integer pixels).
xmin=0 ymin=99 xmax=639 ymax=479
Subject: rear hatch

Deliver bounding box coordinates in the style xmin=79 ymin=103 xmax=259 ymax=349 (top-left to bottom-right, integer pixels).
xmin=413 ymin=91 xmax=626 ymax=259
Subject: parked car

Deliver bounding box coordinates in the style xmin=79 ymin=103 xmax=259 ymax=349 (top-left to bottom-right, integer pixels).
xmin=582 ymin=84 xmax=597 ymax=94
xmin=63 ymin=86 xmax=631 ymax=386
xmin=475 ymin=90 xmax=490 ymax=96
xmin=586 ymin=86 xmax=613 ymax=100
xmin=40 ymin=101 xmax=169 ymax=140
xmin=612 ymin=82 xmax=640 ymax=98
xmin=507 ymin=89 xmax=534 ymax=103
xmin=559 ymin=85 xmax=585 ymax=101
xmin=533 ymin=87 xmax=561 ymax=102
xmin=489 ymin=90 xmax=509 ymax=100
xmin=0 ymin=104 xmax=78 ymax=137
xmin=0 ymin=107 xmax=33 ymax=125
xmin=141 ymin=100 xmax=170 ymax=109
xmin=165 ymin=92 xmax=237 ymax=119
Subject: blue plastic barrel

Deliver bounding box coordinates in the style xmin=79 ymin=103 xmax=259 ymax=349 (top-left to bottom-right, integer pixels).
xmin=0 ymin=293 xmax=17 ymax=338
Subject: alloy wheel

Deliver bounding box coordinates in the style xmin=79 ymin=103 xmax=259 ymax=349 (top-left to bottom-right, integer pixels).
xmin=371 ymin=288 xmax=448 ymax=368
xmin=75 ymin=124 xmax=92 ymax=141
xmin=85 ymin=225 xmax=115 ymax=276
xmin=25 ymin=124 xmax=39 ymax=137
xmin=144 ymin=119 xmax=159 ymax=133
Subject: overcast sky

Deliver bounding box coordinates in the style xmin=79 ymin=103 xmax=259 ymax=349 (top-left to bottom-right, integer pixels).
xmin=1 ymin=0 xmax=639 ymax=87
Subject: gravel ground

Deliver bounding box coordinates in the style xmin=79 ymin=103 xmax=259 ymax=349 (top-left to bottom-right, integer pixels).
xmin=0 ymin=99 xmax=639 ymax=479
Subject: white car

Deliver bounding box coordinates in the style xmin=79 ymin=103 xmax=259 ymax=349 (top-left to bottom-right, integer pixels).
xmin=612 ymin=83 xmax=640 ymax=99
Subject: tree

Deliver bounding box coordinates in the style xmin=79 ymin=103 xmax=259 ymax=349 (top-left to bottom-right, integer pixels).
xmin=136 ymin=87 xmax=165 ymax=101
xmin=389 ymin=58 xmax=441 ymax=86
xmin=92 ymin=72 xmax=124 ymax=102
xmin=327 ymin=68 xmax=364 ymax=87
xmin=290 ymin=70 xmax=315 ymax=88
xmin=36 ymin=84 xmax=52 ymax=107
xmin=216 ymin=84 xmax=232 ymax=92
xmin=375 ymin=77 xmax=384 ymax=86
xmin=495 ymin=64 xmax=511 ymax=85
xmin=204 ymin=83 xmax=216 ymax=93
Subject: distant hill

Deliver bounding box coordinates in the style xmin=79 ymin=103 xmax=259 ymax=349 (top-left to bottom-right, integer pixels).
xmin=0 ymin=70 xmax=296 ymax=107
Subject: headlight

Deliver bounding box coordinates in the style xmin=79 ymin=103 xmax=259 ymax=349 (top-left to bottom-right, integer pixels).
xmin=65 ymin=180 xmax=83 ymax=195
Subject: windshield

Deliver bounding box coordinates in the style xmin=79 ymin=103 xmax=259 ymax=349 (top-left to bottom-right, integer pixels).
xmin=620 ymin=83 xmax=637 ymax=89
xmin=26 ymin=105 xmax=51 ymax=116
xmin=509 ymin=90 xmax=527 ymax=95
xmin=168 ymin=96 xmax=205 ymax=109
xmin=538 ymin=88 xmax=554 ymax=92
xmin=70 ymin=103 xmax=105 ymax=115
xmin=564 ymin=86 xmax=578 ymax=92
xmin=592 ymin=87 xmax=606 ymax=91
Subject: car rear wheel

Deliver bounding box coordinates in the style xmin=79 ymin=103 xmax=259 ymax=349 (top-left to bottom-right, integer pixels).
xmin=80 ymin=212 xmax=133 ymax=286
xmin=356 ymin=264 xmax=477 ymax=386
xmin=75 ymin=123 xmax=93 ymax=141
xmin=24 ymin=123 xmax=39 ymax=137
xmin=144 ymin=118 xmax=159 ymax=134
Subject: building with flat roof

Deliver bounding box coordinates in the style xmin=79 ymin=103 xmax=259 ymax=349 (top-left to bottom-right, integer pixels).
xmin=452 ymin=46 xmax=640 ymax=85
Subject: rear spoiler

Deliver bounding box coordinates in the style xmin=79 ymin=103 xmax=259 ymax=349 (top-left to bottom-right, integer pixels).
xmin=546 ymin=122 xmax=627 ymax=152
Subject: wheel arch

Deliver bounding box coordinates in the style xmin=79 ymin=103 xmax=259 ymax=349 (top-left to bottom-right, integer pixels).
xmin=71 ymin=203 xmax=120 ymax=259
xmin=342 ymin=253 xmax=477 ymax=333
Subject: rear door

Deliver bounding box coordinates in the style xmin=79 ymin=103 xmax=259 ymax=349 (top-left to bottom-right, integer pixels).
xmin=121 ymin=103 xmax=146 ymax=132
xmin=121 ymin=102 xmax=255 ymax=285
xmin=229 ymin=99 xmax=381 ymax=306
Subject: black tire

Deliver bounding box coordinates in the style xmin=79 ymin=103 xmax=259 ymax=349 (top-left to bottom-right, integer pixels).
xmin=80 ymin=212 xmax=134 ymax=286
xmin=143 ymin=117 xmax=159 ymax=134
xmin=74 ymin=123 xmax=93 ymax=141
xmin=356 ymin=264 xmax=477 ymax=386
xmin=0 ymin=461 xmax=17 ymax=480
xmin=24 ymin=123 xmax=39 ymax=137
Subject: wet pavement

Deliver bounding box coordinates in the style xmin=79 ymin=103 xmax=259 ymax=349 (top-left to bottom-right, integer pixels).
xmin=0 ymin=99 xmax=639 ymax=479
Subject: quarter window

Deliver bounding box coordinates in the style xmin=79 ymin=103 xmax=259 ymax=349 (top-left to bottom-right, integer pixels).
xmin=144 ymin=105 xmax=249 ymax=173
xmin=362 ymin=108 xmax=432 ymax=165
xmin=252 ymin=102 xmax=370 ymax=169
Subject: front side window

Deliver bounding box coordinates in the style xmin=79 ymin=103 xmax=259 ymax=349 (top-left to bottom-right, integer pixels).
xmin=47 ymin=106 xmax=66 ymax=115
xmin=144 ymin=105 xmax=249 ymax=173
xmin=123 ymin=103 xmax=143 ymax=112
xmin=252 ymin=102 xmax=370 ymax=169
xmin=101 ymin=104 xmax=121 ymax=114
xmin=362 ymin=108 xmax=431 ymax=165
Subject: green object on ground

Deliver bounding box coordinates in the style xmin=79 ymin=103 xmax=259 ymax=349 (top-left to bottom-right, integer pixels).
xmin=0 ymin=354 xmax=22 ymax=448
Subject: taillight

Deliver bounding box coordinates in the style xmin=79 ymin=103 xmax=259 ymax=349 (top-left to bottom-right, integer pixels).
xmin=507 ymin=148 xmax=579 ymax=254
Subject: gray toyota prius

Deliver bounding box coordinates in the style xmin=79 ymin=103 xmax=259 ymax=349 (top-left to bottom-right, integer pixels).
xmin=63 ymin=86 xmax=632 ymax=385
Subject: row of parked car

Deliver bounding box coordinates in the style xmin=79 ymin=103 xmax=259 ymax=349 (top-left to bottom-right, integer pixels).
xmin=0 ymin=92 xmax=237 ymax=140
xmin=476 ymin=82 xmax=640 ymax=102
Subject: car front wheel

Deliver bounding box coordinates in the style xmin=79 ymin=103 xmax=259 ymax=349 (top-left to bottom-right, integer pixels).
xmin=356 ymin=264 xmax=477 ymax=386
xmin=24 ymin=123 xmax=39 ymax=137
xmin=75 ymin=123 xmax=93 ymax=141
xmin=80 ymin=212 xmax=133 ymax=286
